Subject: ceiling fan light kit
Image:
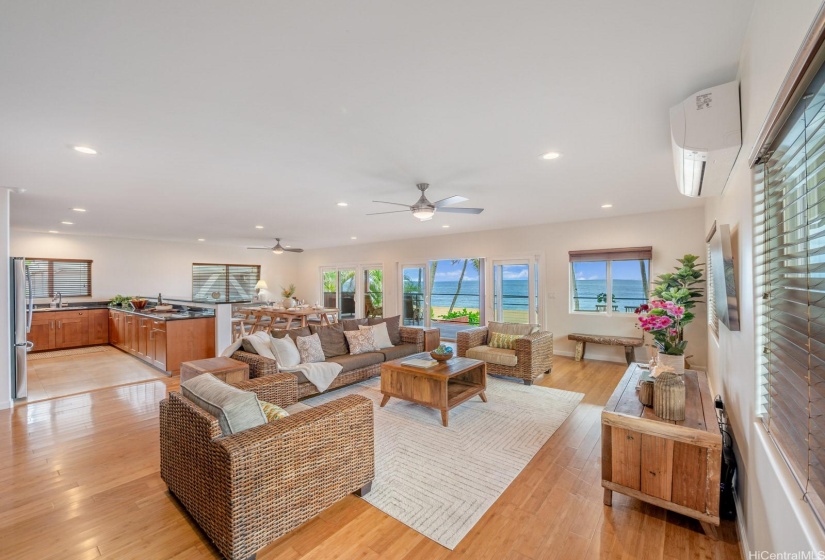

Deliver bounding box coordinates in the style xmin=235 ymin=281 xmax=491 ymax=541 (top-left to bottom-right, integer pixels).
xmin=247 ymin=238 xmax=304 ymax=254
xmin=369 ymin=182 xmax=484 ymax=221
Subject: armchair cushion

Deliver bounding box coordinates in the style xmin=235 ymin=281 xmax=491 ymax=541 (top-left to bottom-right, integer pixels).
xmin=489 ymin=332 xmax=523 ymax=350
xmin=466 ymin=345 xmax=518 ymax=367
xmin=181 ymin=373 xmax=267 ymax=436
xmin=488 ymin=321 xmax=539 ymax=337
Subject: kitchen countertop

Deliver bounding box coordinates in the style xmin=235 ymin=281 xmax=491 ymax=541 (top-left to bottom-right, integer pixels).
xmin=33 ymin=302 xmax=215 ymax=321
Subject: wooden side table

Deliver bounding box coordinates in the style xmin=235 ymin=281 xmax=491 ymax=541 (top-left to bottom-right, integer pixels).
xmin=601 ymin=363 xmax=722 ymax=538
xmin=423 ymin=327 xmax=441 ymax=352
xmin=180 ymin=356 xmax=250 ymax=385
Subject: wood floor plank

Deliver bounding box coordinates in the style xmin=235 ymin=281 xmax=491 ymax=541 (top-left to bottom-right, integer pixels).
xmin=0 ymin=356 xmax=740 ymax=559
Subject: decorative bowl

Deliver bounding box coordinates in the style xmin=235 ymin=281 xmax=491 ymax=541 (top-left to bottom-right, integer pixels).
xmin=130 ymin=298 xmax=148 ymax=310
xmin=430 ymin=351 xmax=453 ymax=362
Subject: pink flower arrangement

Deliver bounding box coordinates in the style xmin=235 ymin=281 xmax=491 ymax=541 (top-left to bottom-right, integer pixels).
xmin=635 ymin=299 xmax=691 ymax=356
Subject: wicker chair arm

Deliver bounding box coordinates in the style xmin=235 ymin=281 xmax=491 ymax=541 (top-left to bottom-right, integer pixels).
xmin=457 ymin=327 xmax=489 ymax=357
xmin=514 ymin=331 xmax=553 ymax=359
xmin=232 ymin=373 xmax=298 ymax=408
xmin=399 ymin=326 xmax=425 ymax=350
xmin=231 ymin=350 xmax=279 ymax=378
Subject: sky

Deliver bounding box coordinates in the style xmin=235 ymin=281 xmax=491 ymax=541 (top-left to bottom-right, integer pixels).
xmin=573 ymin=260 xmax=649 ymax=281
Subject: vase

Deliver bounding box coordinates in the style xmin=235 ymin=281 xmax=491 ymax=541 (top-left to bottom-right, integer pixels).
xmin=653 ymin=370 xmax=686 ymax=421
xmin=639 ymin=380 xmax=654 ymax=407
xmin=283 ymin=298 xmax=294 ymax=309
xmin=657 ymin=353 xmax=685 ymax=374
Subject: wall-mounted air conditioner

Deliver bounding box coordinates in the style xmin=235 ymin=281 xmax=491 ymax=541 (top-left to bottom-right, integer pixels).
xmin=670 ymin=81 xmax=741 ymax=197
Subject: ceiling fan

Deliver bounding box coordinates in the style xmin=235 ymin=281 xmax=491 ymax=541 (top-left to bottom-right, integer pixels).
xmin=368 ymin=183 xmax=484 ymax=221
xmin=247 ymin=238 xmax=304 ymax=254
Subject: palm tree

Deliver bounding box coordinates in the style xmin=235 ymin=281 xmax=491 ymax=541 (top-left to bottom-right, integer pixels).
xmin=447 ymin=258 xmax=480 ymax=315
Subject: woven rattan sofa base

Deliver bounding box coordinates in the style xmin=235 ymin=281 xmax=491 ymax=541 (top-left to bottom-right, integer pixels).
xmin=457 ymin=326 xmax=553 ymax=385
xmin=160 ymin=373 xmax=374 ymax=560
xmin=232 ymin=326 xmax=426 ymax=399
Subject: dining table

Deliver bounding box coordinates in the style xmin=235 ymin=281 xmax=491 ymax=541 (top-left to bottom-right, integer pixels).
xmin=257 ymin=306 xmax=340 ymax=330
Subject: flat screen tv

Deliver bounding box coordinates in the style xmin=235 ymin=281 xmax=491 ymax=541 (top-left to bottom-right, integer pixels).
xmin=707 ymin=222 xmax=740 ymax=331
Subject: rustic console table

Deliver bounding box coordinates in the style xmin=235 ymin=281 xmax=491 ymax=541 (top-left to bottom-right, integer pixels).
xmin=601 ymin=363 xmax=722 ymax=538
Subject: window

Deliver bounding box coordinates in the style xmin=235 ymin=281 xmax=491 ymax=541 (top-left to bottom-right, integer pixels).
xmin=364 ymin=267 xmax=383 ymax=318
xmin=192 ymin=264 xmax=260 ymax=302
xmin=569 ymin=247 xmax=651 ymax=314
xmin=26 ymin=258 xmax=92 ymax=298
xmin=321 ymin=267 xmax=356 ymax=319
xmin=491 ymin=258 xmax=540 ymax=324
xmin=756 ymin=60 xmax=825 ymax=526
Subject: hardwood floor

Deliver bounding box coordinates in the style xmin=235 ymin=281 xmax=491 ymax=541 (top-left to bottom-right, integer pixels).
xmin=25 ymin=345 xmax=168 ymax=403
xmin=0 ymin=356 xmax=741 ymax=559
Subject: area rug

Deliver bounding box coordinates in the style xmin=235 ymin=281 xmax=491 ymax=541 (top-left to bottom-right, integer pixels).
xmin=301 ymin=376 xmax=583 ymax=549
xmin=27 ymin=345 xmax=114 ymax=361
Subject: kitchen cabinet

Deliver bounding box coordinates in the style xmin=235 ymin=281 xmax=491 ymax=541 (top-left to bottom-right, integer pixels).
xmin=107 ymin=308 xmax=214 ymax=374
xmin=29 ymin=309 xmax=108 ymax=352
xmin=55 ymin=312 xmax=88 ymax=348
xmin=29 ymin=314 xmax=56 ymax=352
xmin=89 ymin=310 xmax=108 ymax=345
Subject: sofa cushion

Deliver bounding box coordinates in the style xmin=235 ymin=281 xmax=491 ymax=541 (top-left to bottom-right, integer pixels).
xmin=270 ymin=335 xmax=301 ymax=368
xmin=379 ymin=343 xmax=419 ymax=362
xmin=325 ymin=352 xmax=384 ymax=373
xmin=466 ymin=345 xmax=518 ymax=367
xmin=489 ymin=332 xmax=523 ymax=350
xmin=342 ymin=318 xmax=369 ymax=331
xmin=488 ymin=321 xmax=538 ymax=337
xmin=367 ymin=315 xmax=401 ymax=346
xmin=271 ymin=327 xmax=311 ymax=343
xmin=240 ymin=331 xmax=277 ymax=360
xmin=359 ymin=322 xmax=393 ymax=349
xmin=345 ymin=328 xmax=379 ymax=355
xmin=296 ymin=333 xmax=325 ymax=364
xmin=181 ymin=373 xmax=267 ymax=436
xmin=309 ymin=323 xmax=349 ymax=358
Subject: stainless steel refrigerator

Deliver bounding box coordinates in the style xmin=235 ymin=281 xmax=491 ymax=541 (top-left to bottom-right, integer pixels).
xmin=11 ymin=257 xmax=33 ymax=399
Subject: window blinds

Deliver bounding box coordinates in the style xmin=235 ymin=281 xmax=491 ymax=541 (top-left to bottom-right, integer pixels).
xmin=568 ymin=246 xmax=652 ymax=262
xmin=756 ymin=65 xmax=825 ymax=525
xmin=192 ymin=264 xmax=260 ymax=302
xmin=26 ymin=258 xmax=92 ymax=298
xmin=705 ymin=229 xmax=719 ymax=338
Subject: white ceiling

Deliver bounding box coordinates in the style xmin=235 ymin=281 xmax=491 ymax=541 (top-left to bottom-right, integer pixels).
xmin=1 ymin=1 xmax=754 ymax=250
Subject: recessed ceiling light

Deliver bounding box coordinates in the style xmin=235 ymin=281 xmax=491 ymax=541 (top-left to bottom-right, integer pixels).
xmin=197 ymin=238 xmax=205 ymax=242
xmin=255 ymin=225 xmax=264 ymax=229
xmin=73 ymin=146 xmax=98 ymax=155
xmin=541 ymin=152 xmax=561 ymax=160
xmin=337 ymin=202 xmax=348 ymax=207
xmin=601 ymin=204 xmax=613 ymax=208
xmin=442 ymin=225 xmax=450 ymax=228
xmin=350 ymin=236 xmax=357 ymax=240
xmin=48 ymin=230 xmax=59 ymax=234
xmin=71 ymin=208 xmax=86 ymax=212
xmin=61 ymin=221 xmax=73 ymax=225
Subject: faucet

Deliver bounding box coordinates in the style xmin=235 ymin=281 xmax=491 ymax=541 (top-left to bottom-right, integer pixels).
xmin=52 ymin=292 xmax=63 ymax=308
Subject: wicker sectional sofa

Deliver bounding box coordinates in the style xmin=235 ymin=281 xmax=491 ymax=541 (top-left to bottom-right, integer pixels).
xmin=231 ymin=319 xmax=429 ymax=399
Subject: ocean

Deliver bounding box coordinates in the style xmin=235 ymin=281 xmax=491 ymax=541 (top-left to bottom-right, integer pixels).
xmin=426 ymin=279 xmax=647 ymax=312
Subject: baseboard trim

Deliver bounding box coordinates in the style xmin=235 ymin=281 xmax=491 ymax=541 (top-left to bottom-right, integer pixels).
xmin=0 ymin=398 xmax=13 ymax=410
xmin=733 ymin=487 xmax=750 ymax=560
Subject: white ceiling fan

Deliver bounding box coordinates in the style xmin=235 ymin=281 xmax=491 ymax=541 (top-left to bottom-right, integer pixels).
xmin=368 ymin=183 xmax=484 ymax=221
xmin=247 ymin=238 xmax=304 ymax=254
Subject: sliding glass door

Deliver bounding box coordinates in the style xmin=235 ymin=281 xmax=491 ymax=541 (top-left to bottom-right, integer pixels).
xmin=400 ymin=264 xmax=427 ymax=326
xmin=429 ymin=258 xmax=484 ymax=341
xmin=321 ymin=267 xmax=356 ymax=319
xmin=491 ymin=259 xmax=539 ymax=324
xmin=321 ymin=265 xmax=382 ymax=319
xmin=363 ymin=267 xmax=383 ymax=318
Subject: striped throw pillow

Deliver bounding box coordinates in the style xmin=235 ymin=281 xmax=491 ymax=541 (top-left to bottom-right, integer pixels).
xmin=489 ymin=332 xmax=522 ymax=350
xmin=260 ymin=400 xmax=290 ymax=422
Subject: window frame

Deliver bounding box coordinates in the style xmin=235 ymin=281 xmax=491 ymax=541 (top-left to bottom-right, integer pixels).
xmin=191 ymin=263 xmax=261 ymax=303
xmin=25 ymin=258 xmax=93 ymax=298
xmin=568 ymin=247 xmax=652 ymax=317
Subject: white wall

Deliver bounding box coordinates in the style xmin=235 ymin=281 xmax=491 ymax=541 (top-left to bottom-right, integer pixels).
xmin=0 ymin=190 xmax=11 ymax=410
xmin=11 ymin=231 xmax=301 ymax=305
xmin=705 ymin=0 xmax=825 ymax=554
xmin=296 ymin=206 xmax=708 ymax=368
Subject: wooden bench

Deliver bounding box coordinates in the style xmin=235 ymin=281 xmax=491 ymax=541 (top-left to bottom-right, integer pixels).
xmin=567 ymin=333 xmax=644 ymax=365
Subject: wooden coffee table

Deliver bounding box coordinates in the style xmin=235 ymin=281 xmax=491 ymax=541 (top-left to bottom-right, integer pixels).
xmin=380 ymin=352 xmax=487 ymax=427
xmin=180 ymin=356 xmax=249 ymax=385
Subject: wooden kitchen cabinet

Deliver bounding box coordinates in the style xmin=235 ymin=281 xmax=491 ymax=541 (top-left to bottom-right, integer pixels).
xmin=148 ymin=320 xmax=167 ymax=370
xmin=29 ymin=314 xmax=56 ymax=352
xmin=89 ymin=309 xmax=108 ymax=345
xmin=138 ymin=318 xmax=150 ymax=358
xmin=109 ymin=310 xmax=122 ymax=346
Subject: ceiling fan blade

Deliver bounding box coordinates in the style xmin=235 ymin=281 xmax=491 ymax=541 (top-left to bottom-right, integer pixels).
xmin=438 ymin=207 xmax=484 ymax=214
xmin=284 ymin=248 xmax=304 ymax=253
xmin=433 ymin=195 xmax=468 ymax=208
xmin=367 ymin=210 xmax=411 ymax=215
xmin=247 ymin=247 xmax=275 ymax=250
xmin=372 ymin=200 xmax=412 ymax=207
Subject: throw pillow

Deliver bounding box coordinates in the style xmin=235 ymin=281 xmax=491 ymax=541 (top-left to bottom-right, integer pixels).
xmin=296 ymin=333 xmax=325 ymax=363
xmin=344 ymin=328 xmax=379 ymax=355
xmin=240 ymin=331 xmax=277 ymax=360
xmin=489 ymin=331 xmax=523 ymax=350
xmin=270 ymin=335 xmax=301 ymax=368
xmin=271 ymin=327 xmax=311 ymax=343
xmin=359 ymin=322 xmax=393 ymax=349
xmin=309 ymin=323 xmax=348 ymax=357
xmin=341 ymin=318 xmax=369 ymax=331
xmin=181 ymin=373 xmax=267 ymax=436
xmin=260 ymin=400 xmax=290 ymax=422
xmin=367 ymin=315 xmax=401 ymax=346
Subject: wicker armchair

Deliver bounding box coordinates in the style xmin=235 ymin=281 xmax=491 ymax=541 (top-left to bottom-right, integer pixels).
xmin=457 ymin=326 xmax=553 ymax=385
xmin=159 ymin=373 xmax=374 ymax=560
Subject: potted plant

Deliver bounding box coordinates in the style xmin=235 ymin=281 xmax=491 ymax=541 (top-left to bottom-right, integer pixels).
xmin=281 ymin=284 xmax=297 ymax=308
xmin=635 ymin=254 xmax=703 ymax=374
